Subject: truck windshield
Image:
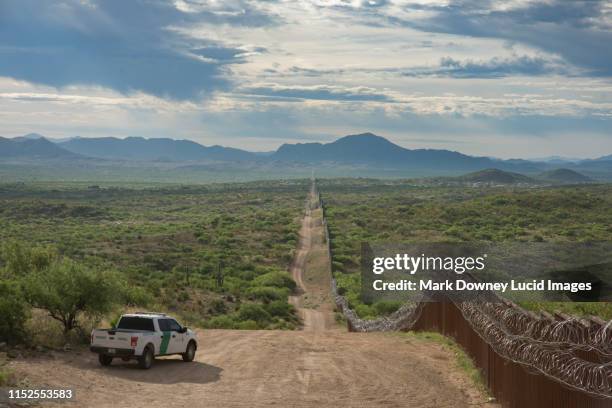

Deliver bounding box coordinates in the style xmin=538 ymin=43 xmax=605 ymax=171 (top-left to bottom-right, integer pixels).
xmin=117 ymin=317 xmax=155 ymax=331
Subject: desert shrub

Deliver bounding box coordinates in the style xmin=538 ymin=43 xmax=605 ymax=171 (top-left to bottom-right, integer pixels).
xmin=236 ymin=320 xmax=259 ymax=330
xmin=124 ymin=286 xmax=154 ymax=307
xmin=335 ymin=272 xmax=360 ymax=304
xmin=354 ymin=304 xmax=376 ymax=319
xmin=210 ymin=299 xmax=227 ymax=314
xmin=237 ymin=303 xmax=271 ymax=324
xmin=1 ymin=241 xmax=55 ymax=276
xmin=332 ymin=261 xmax=345 ymax=272
xmin=373 ymin=300 xmax=402 ymax=316
xmin=246 ymin=286 xmax=289 ymax=302
xmin=0 ymin=362 xmax=16 ymax=387
xmin=253 ymin=271 xmax=296 ymax=291
xmin=178 ymin=291 xmax=190 ymax=302
xmin=0 ymin=280 xmax=29 ymax=343
xmin=205 ymin=315 xmax=236 ymax=329
xmin=264 ymin=300 xmax=295 ymax=319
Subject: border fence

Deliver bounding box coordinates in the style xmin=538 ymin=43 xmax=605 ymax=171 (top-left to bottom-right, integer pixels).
xmin=313 ymin=182 xmax=612 ymax=408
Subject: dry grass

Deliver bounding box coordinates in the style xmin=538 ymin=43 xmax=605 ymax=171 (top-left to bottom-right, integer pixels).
xmin=24 ymin=309 xmax=104 ymax=348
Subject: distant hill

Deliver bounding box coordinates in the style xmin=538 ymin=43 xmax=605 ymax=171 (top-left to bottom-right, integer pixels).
xmin=458 ymin=168 xmax=536 ymax=184
xmin=0 ymin=137 xmax=79 ymax=159
xmin=272 ymin=133 xmax=545 ymax=174
xmin=273 ymin=133 xmax=410 ymax=163
xmin=58 ymin=137 xmax=258 ymax=162
xmin=537 ymin=168 xmax=593 ymax=183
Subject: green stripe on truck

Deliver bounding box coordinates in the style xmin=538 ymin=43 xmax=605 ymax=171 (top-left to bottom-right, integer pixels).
xmin=159 ymin=331 xmax=171 ymax=354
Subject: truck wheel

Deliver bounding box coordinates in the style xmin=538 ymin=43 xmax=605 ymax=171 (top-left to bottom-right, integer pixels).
xmin=182 ymin=341 xmax=196 ymax=362
xmin=138 ymin=346 xmax=154 ymax=369
xmin=98 ymin=354 xmax=113 ymax=366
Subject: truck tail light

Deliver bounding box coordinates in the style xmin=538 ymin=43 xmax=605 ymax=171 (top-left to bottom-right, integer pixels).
xmin=131 ymin=336 xmax=138 ymax=347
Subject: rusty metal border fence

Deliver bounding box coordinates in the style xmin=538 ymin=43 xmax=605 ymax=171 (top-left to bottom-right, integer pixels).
xmin=314 ymin=183 xmax=612 ymax=408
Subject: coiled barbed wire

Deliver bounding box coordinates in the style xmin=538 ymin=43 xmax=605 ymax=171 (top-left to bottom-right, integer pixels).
xmin=332 ymin=278 xmax=424 ymax=332
xmin=457 ymin=300 xmax=612 ymax=397
xmin=478 ymin=299 xmax=612 ymax=350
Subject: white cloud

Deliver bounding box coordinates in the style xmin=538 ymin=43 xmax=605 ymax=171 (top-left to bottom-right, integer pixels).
xmin=0 ymin=0 xmax=611 ymax=157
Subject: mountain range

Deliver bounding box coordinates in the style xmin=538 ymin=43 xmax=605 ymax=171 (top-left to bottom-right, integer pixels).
xmin=57 ymin=136 xmax=257 ymax=162
xmin=1 ymin=132 xmax=610 ymax=181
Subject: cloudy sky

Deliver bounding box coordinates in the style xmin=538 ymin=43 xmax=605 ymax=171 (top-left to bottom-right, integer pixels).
xmin=1 ymin=0 xmax=611 ymax=158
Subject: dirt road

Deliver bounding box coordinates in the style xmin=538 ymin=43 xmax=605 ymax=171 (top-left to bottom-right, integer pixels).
xmin=10 ymin=329 xmax=489 ymax=408
xmin=8 ymin=186 xmax=493 ymax=407
xmin=288 ymin=186 xmax=334 ymax=332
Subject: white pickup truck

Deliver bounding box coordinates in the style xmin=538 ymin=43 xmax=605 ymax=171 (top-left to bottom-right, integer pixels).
xmin=90 ymin=312 xmax=198 ymax=369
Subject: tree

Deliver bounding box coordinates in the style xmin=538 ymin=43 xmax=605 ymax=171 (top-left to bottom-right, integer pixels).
xmin=0 ymin=280 xmax=29 ymax=343
xmin=23 ymin=259 xmax=123 ymax=334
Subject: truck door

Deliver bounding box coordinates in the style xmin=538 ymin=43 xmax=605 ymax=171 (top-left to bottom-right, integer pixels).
xmin=157 ymin=318 xmax=178 ymax=355
xmin=167 ymin=319 xmax=185 ymax=354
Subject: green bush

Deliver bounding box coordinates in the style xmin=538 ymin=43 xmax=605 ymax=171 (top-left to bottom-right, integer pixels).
xmin=246 ymin=286 xmax=289 ymax=302
xmin=0 ymin=280 xmax=29 ymax=344
xmin=210 ymin=299 xmax=227 ymax=314
xmin=354 ymin=304 xmax=376 ymax=319
xmin=124 ymin=286 xmax=154 ymax=307
xmin=1 ymin=241 xmax=55 ymax=276
xmin=269 ymin=319 xmax=296 ymax=330
xmin=264 ymin=300 xmax=295 ymax=319
xmin=373 ymin=301 xmax=402 ymax=316
xmin=237 ymin=303 xmax=271 ymax=323
xmin=236 ymin=320 xmax=259 ymax=330
xmin=0 ymin=364 xmax=16 ymax=387
xmin=253 ymin=271 xmax=296 ymax=291
xmin=205 ymin=315 xmax=236 ymax=329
